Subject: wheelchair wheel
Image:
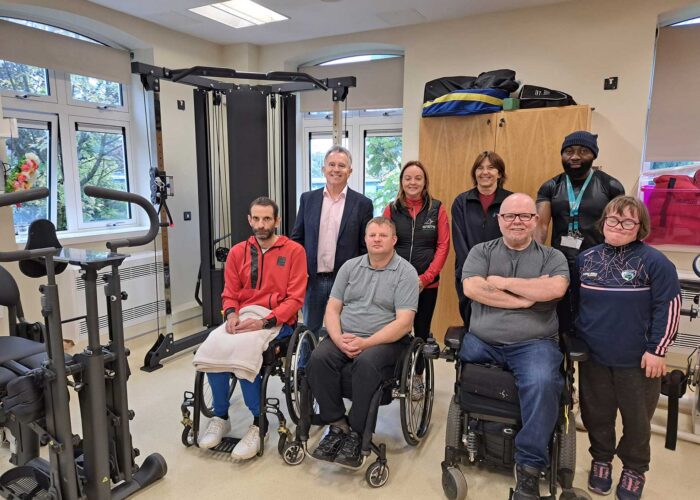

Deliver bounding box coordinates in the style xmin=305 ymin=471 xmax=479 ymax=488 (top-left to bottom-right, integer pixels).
xmin=281 ymin=441 xmax=306 ymax=466
xmin=399 ymin=337 xmax=434 ymax=446
xmin=196 ymin=371 xmax=236 ymax=419
xmin=284 ymin=327 xmax=318 ymax=424
xmin=557 ymin=409 xmax=577 ymax=476
xmin=442 ymin=466 xmax=467 ymax=500
xmin=365 ymin=460 xmax=389 ymax=488
xmin=181 ymin=425 xmax=194 ymax=447
xmin=445 ymin=396 xmax=462 ymax=449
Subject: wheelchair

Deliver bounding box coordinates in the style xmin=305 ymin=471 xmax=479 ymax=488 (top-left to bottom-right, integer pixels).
xmin=426 ymin=326 xmax=590 ymax=500
xmin=180 ymin=324 xmax=318 ymax=456
xmin=280 ymin=334 xmax=434 ymax=488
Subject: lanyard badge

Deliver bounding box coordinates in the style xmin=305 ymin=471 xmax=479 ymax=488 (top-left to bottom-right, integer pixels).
xmin=565 ymin=170 xmax=594 ymax=235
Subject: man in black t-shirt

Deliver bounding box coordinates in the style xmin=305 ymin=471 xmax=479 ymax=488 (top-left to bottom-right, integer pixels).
xmin=535 ymin=131 xmax=624 ymax=333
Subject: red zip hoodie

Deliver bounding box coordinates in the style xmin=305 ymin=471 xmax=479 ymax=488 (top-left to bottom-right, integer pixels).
xmin=222 ymin=235 xmax=307 ymax=326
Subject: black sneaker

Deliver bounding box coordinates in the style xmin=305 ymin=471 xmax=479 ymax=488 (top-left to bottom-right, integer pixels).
xmin=588 ymin=460 xmax=613 ymax=495
xmin=615 ymin=468 xmax=645 ymax=500
xmin=513 ymin=463 xmax=540 ymax=500
xmin=311 ymin=425 xmax=346 ymax=462
xmin=334 ymin=431 xmax=363 ymax=468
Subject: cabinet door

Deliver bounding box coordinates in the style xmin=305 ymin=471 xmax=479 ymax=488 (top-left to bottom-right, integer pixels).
xmin=419 ymin=114 xmax=497 ymax=340
xmin=494 ymin=105 xmax=592 ymax=199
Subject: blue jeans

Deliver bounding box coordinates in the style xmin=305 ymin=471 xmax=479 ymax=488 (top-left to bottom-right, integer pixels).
xmin=459 ymin=333 xmax=564 ymax=470
xmin=207 ymin=324 xmax=293 ymax=418
xmin=302 ymin=274 xmax=335 ymax=336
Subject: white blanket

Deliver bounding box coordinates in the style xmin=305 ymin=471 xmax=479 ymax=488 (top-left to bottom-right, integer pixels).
xmin=192 ymin=305 xmax=281 ymax=382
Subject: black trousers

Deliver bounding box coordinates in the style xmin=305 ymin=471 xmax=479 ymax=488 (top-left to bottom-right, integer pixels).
xmin=579 ymin=359 xmax=661 ymax=474
xmin=306 ymin=336 xmax=409 ymax=434
xmin=414 ymin=287 xmax=438 ymax=340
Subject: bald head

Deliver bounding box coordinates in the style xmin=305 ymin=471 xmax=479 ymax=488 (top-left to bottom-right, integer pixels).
xmin=498 ymin=193 xmax=538 ymax=250
xmin=500 ymin=193 xmax=536 ymax=215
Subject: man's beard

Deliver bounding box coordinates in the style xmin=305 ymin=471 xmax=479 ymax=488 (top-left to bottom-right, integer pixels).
xmin=562 ymin=158 xmax=594 ymax=180
xmin=254 ymin=228 xmax=275 ymax=241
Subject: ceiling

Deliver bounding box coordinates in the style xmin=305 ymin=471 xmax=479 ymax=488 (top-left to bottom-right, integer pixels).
xmin=87 ymin=0 xmax=566 ymax=45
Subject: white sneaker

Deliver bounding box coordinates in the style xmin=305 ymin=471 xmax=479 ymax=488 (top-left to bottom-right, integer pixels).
xmin=198 ymin=417 xmax=231 ymax=449
xmin=231 ymin=425 xmax=263 ymax=461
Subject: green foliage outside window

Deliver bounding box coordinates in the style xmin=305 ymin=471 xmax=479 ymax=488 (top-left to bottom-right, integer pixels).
xmin=0 ymin=60 xmax=48 ymax=95
xmin=70 ymin=74 xmax=122 ymax=106
xmin=77 ymin=129 xmax=129 ymax=222
xmin=365 ymin=135 xmax=402 ymax=215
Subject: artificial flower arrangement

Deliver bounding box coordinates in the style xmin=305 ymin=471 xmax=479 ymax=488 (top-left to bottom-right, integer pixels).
xmin=4 ymin=153 xmax=40 ymax=205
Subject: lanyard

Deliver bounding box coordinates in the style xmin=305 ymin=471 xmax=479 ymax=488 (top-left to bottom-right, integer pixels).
xmin=565 ymin=170 xmax=593 ymax=233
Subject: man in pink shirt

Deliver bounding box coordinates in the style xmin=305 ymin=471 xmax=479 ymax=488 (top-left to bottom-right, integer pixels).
xmin=292 ymin=146 xmax=374 ymax=336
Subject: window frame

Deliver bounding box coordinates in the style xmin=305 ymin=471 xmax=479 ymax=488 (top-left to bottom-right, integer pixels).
xmin=66 ymin=116 xmax=135 ymax=230
xmin=65 ymin=73 xmax=129 ymax=113
xmin=0 ymin=61 xmax=58 ymax=104
xmin=2 ymin=65 xmax=144 ymax=241
xmin=2 ymin=111 xmax=59 ymax=235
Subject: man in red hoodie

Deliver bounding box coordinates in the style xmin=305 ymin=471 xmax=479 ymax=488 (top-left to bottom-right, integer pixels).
xmin=198 ymin=196 xmax=307 ymax=461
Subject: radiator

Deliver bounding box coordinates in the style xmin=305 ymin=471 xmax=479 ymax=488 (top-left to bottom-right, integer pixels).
xmin=57 ymin=251 xmax=164 ymax=342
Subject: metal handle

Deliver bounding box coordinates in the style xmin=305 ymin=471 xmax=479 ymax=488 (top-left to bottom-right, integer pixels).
xmin=83 ymin=186 xmax=159 ymax=252
xmin=0 ymin=188 xmax=57 ymax=262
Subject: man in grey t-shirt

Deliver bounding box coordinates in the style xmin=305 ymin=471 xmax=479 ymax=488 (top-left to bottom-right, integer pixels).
xmin=306 ymin=216 xmax=419 ymax=468
xmin=460 ymin=193 xmax=569 ymax=500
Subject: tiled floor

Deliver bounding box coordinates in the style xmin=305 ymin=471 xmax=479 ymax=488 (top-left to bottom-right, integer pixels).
xmin=2 ymin=331 xmax=699 ymax=499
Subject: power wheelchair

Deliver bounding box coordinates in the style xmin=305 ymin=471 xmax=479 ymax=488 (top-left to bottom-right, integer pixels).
xmin=180 ymin=324 xmax=319 ymax=456
xmin=0 ymin=186 xmax=167 ymax=499
xmin=425 ymin=327 xmax=590 ymax=500
xmin=280 ymin=333 xmax=434 ymax=488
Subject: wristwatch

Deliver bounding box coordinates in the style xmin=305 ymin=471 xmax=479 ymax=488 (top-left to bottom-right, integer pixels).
xmin=223 ymin=307 xmax=236 ymax=320
xmin=262 ymin=316 xmax=277 ymax=329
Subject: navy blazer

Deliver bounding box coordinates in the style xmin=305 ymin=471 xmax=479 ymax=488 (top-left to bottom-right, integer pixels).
xmin=291 ymin=187 xmax=374 ymax=276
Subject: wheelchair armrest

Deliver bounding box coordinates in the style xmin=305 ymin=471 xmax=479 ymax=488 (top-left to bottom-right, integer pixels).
xmin=444 ymin=326 xmax=465 ymax=351
xmin=562 ymin=333 xmax=589 ymax=363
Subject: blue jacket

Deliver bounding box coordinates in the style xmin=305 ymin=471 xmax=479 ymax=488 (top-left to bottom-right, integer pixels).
xmin=291 ymin=187 xmax=374 ymax=276
xmin=574 ymin=241 xmax=682 ymax=367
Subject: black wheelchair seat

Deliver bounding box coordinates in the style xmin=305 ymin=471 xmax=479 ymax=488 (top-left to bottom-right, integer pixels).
xmin=459 ymin=363 xmax=521 ymax=421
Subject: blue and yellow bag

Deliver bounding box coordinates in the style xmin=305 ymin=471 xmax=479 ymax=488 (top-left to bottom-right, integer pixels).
xmin=422 ymin=88 xmax=508 ymax=117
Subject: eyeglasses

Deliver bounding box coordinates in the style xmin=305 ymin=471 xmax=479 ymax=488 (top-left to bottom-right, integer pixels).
xmin=499 ymin=213 xmax=536 ymax=222
xmin=604 ymin=217 xmax=640 ymax=230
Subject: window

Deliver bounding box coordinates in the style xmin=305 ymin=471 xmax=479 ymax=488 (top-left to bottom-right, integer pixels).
xmin=301 ymin=108 xmax=403 ymax=214
xmin=4 ymin=119 xmax=53 ymax=235
xmin=69 ymin=74 xmax=124 ymax=108
xmin=2 ymin=60 xmax=136 ymax=238
xmin=308 ymin=131 xmax=349 ymax=191
xmin=364 ymin=130 xmax=402 ymax=215
xmin=0 ymin=60 xmax=50 ymax=97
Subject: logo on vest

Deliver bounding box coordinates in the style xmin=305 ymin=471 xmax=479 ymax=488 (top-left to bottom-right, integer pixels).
xmin=422 ymin=216 xmax=436 ymax=230
xmin=620 ymin=270 xmax=636 ymax=281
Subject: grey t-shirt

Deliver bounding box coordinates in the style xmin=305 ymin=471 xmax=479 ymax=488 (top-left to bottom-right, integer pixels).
xmin=330 ymin=252 xmax=419 ymax=337
xmin=461 ymin=238 xmax=569 ymax=344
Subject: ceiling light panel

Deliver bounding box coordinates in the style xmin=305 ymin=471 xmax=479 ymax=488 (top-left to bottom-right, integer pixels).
xmin=189 ymin=0 xmax=288 ymax=28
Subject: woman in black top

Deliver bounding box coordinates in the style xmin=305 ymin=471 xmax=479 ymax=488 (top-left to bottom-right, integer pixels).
xmin=451 ymin=151 xmax=512 ymax=327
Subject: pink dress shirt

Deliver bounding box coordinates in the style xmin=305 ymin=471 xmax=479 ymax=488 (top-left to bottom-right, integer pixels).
xmin=317 ymin=184 xmax=348 ymax=273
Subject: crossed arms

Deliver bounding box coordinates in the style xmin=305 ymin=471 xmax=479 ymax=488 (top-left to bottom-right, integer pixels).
xmin=463 ymin=274 xmax=569 ymax=309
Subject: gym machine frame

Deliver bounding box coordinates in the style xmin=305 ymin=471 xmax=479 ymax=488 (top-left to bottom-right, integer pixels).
xmin=0 ymin=186 xmax=167 ymax=499
xmin=131 ymin=62 xmax=355 ymax=371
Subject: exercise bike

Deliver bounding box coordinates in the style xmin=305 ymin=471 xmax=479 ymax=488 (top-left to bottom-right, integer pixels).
xmin=0 ymin=186 xmax=167 ymax=499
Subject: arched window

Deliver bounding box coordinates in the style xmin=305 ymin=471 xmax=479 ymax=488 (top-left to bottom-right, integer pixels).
xmin=1 ymin=17 xmax=140 ymax=239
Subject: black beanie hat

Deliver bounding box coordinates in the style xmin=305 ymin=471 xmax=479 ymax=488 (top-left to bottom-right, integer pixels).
xmin=561 ymin=131 xmax=599 ymax=158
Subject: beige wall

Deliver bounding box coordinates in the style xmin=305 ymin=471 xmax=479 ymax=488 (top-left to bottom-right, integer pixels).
xmin=1 ymin=0 xmax=699 ymax=336
xmin=254 ymin=0 xmax=699 ymax=271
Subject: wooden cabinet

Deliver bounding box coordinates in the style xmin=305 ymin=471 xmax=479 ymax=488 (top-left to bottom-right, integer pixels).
xmin=419 ymin=105 xmax=592 ymax=340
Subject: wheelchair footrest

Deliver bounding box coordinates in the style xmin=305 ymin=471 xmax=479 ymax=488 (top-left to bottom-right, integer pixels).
xmin=210 ymin=437 xmax=240 ymax=454
xmin=0 ymin=465 xmax=51 ymax=498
